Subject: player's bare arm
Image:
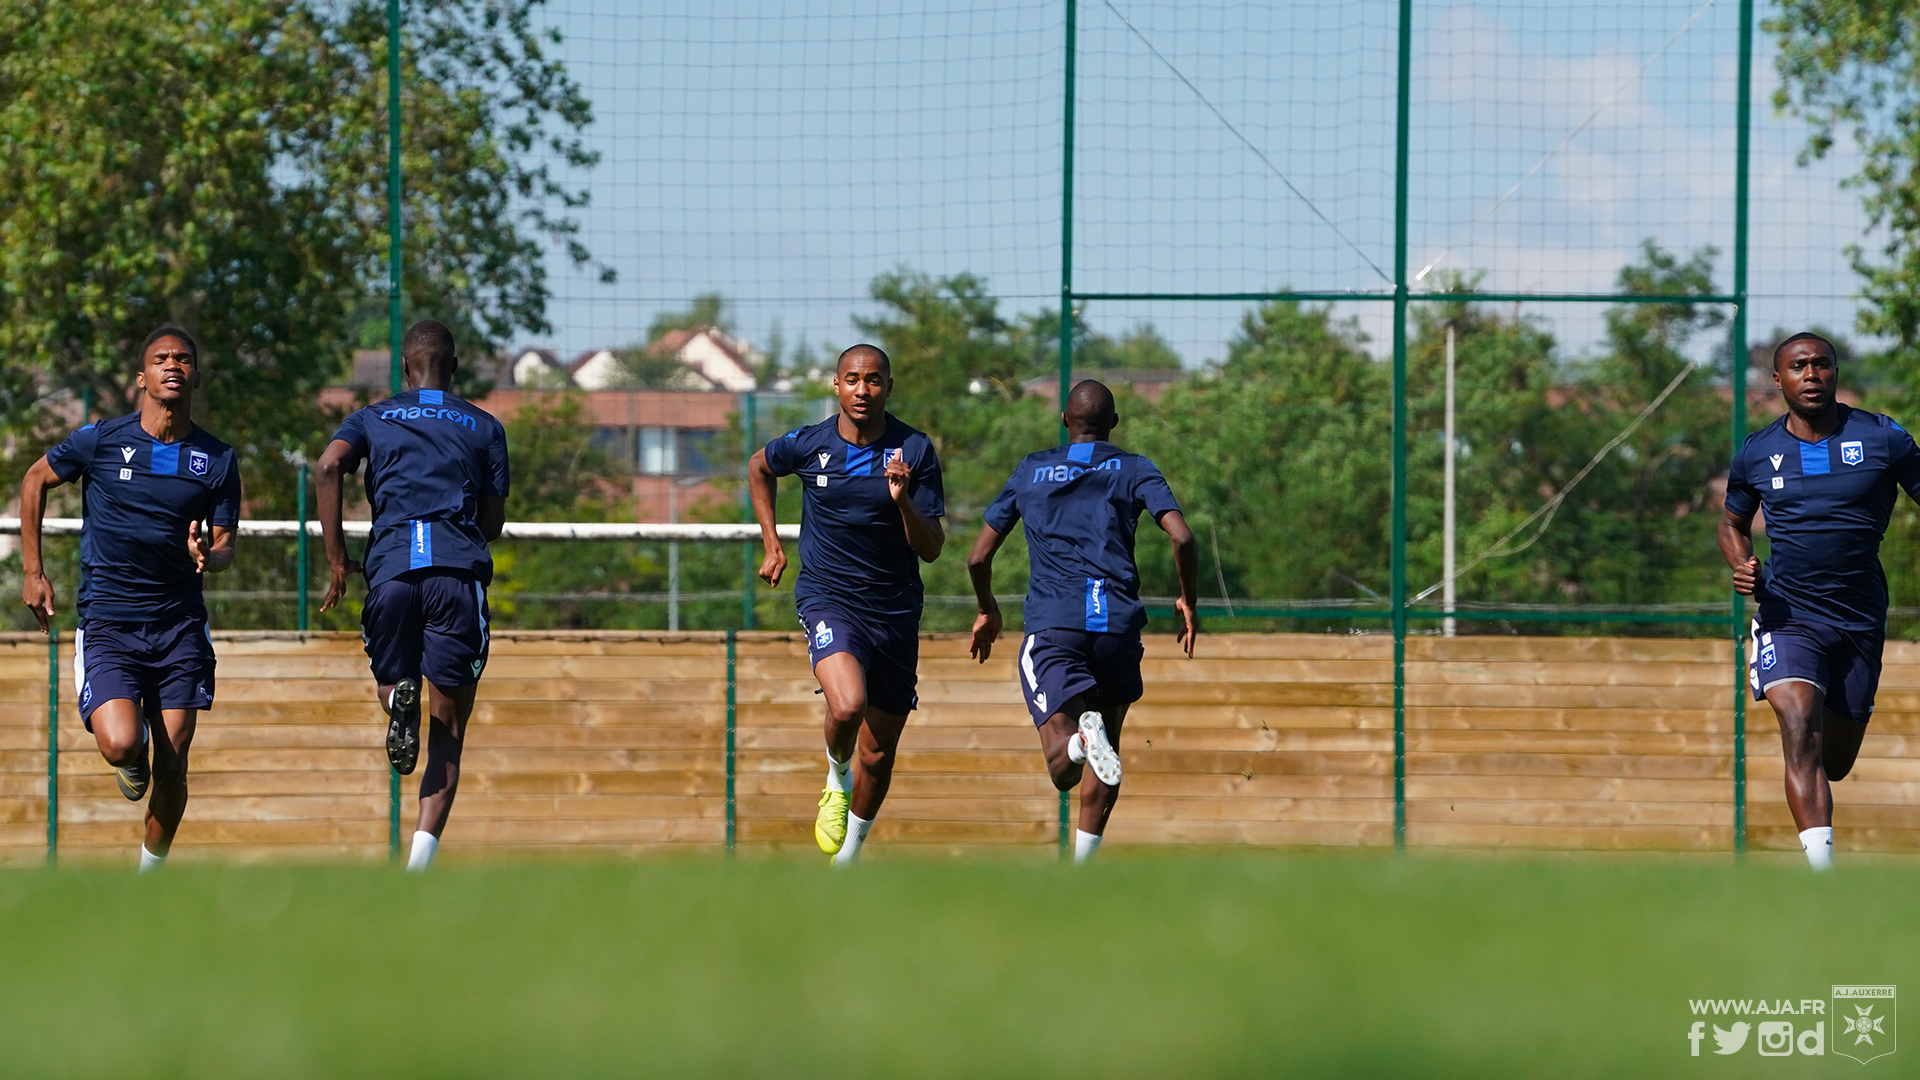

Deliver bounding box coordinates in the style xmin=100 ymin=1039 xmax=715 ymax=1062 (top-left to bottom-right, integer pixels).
xmin=1717 ymin=506 xmax=1759 ymax=596
xmin=1157 ymin=508 xmax=1200 ymax=657
xmin=188 ymin=521 xmax=237 ymax=575
xmin=18 ymin=454 xmax=66 ymax=633
xmin=747 ymin=447 xmax=787 ymax=587
xmin=315 ymin=437 xmax=363 ymax=612
xmin=478 ymin=495 xmax=507 ymax=543
xmin=888 ymin=454 xmax=944 ymax=562
xmin=965 ymin=522 xmax=1009 ymax=661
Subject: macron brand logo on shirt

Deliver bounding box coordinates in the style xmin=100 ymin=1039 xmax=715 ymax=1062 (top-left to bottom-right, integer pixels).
xmin=1034 ymin=458 xmax=1121 ymax=484
xmin=380 ymin=391 xmax=477 ymax=432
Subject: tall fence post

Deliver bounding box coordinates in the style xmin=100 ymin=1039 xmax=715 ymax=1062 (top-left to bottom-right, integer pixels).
xmin=1389 ymin=0 xmax=1413 ymax=852
xmin=726 ymin=629 xmax=738 ymax=855
xmin=740 ymin=393 xmax=758 ymax=631
xmin=387 ymin=0 xmax=404 ymax=864
xmin=297 ymin=463 xmax=310 ymax=632
xmin=1055 ymin=0 xmax=1079 ymax=859
xmin=1729 ymin=0 xmax=1754 ymax=857
xmin=46 ymin=627 xmax=59 ymax=865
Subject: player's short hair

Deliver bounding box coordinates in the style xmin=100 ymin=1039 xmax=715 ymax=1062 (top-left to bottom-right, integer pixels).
xmin=1772 ymin=331 xmax=1838 ymax=368
xmin=837 ymin=343 xmax=891 ymax=377
xmin=139 ymin=325 xmax=198 ymax=366
xmin=402 ymin=319 xmax=458 ymax=372
xmin=1066 ymin=379 xmax=1117 ymax=422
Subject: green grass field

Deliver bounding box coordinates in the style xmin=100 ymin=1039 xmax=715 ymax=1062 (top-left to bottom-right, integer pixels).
xmin=0 ymin=852 xmax=1910 ymax=1078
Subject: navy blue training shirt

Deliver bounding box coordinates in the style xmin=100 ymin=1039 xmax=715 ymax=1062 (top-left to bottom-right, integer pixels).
xmin=764 ymin=414 xmax=944 ymax=619
xmin=46 ymin=413 xmax=242 ymax=623
xmin=1725 ymin=404 xmax=1920 ymax=631
xmin=332 ymin=388 xmax=510 ymax=589
xmin=984 ymin=440 xmax=1180 ymax=635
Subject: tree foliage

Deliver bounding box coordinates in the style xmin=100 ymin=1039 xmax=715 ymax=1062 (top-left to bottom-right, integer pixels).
xmin=0 ymin=0 xmax=599 ymax=515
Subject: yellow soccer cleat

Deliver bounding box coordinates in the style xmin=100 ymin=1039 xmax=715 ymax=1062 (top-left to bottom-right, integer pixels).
xmin=814 ymin=786 xmax=850 ymax=854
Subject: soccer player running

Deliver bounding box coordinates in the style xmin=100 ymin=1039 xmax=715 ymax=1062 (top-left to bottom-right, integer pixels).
xmin=317 ymin=319 xmax=508 ymax=872
xmin=748 ymin=344 xmax=945 ymax=864
xmin=19 ymin=326 xmax=241 ymax=872
xmin=965 ymin=380 xmax=1198 ymax=863
xmin=1719 ymin=332 xmax=1920 ymax=870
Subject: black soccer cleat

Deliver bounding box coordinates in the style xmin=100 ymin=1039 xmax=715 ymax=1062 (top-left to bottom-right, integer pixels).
xmin=385 ymin=678 xmax=421 ymax=775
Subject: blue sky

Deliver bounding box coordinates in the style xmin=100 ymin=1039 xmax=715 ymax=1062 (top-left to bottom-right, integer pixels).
xmin=528 ymin=0 xmax=1869 ymax=368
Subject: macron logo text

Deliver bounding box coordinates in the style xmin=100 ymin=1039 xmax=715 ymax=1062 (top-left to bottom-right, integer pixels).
xmin=1034 ymin=458 xmax=1121 ymax=484
xmin=381 ymin=405 xmax=477 ymax=431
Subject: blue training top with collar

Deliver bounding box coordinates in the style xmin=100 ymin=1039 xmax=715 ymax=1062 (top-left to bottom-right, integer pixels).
xmin=46 ymin=413 xmax=241 ymax=623
xmin=332 ymin=387 xmax=510 ymax=589
xmin=1724 ymin=404 xmax=1920 ymax=631
xmin=763 ymin=413 xmax=945 ymax=619
xmin=983 ymin=440 xmax=1180 ymax=635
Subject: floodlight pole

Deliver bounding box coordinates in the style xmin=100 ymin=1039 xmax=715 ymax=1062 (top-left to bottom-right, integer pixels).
xmin=1730 ymin=0 xmax=1754 ymax=858
xmin=1390 ymin=0 xmax=1413 ymax=852
xmin=386 ymin=0 xmax=404 ymax=864
xmin=1055 ymin=0 xmax=1079 ymax=858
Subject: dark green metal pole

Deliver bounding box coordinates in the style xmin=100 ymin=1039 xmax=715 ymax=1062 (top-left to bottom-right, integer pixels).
xmin=1730 ymin=0 xmax=1754 ymax=857
xmin=726 ymin=629 xmax=738 ymax=854
xmin=387 ymin=0 xmax=404 ymax=863
xmin=741 ymin=392 xmax=757 ymax=631
xmin=46 ymin=627 xmax=58 ymax=865
xmin=1056 ymin=0 xmax=1079 ymax=857
xmin=1390 ymin=0 xmax=1413 ymax=852
xmin=297 ymin=463 xmax=310 ymax=632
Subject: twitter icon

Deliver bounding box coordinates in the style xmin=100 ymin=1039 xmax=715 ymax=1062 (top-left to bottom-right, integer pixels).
xmin=1714 ymin=1022 xmax=1752 ymax=1054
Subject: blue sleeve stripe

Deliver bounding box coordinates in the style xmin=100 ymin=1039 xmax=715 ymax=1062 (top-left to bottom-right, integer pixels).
xmin=1799 ymin=440 xmax=1831 ymax=476
xmin=149 ymin=441 xmax=180 ymax=475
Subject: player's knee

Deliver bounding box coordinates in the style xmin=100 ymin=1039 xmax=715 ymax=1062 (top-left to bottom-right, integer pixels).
xmin=857 ymin=738 xmax=894 ymax=776
xmin=152 ymin=751 xmax=188 ymax=783
xmin=1047 ymin=759 xmax=1081 ymax=792
xmin=826 ymin=697 xmax=866 ymax=729
xmin=97 ymin=728 xmax=141 ymax=764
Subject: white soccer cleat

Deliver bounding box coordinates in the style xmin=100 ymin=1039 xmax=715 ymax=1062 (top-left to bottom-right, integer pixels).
xmin=1078 ymin=711 xmax=1121 ymax=787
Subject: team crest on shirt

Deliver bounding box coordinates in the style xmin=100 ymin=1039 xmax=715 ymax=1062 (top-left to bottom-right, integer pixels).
xmin=188 ymin=448 xmax=210 ymax=476
xmin=813 ymin=621 xmax=833 ymax=649
xmin=1842 ymin=441 xmax=1865 ymax=466
xmin=882 ymin=448 xmax=903 ymax=468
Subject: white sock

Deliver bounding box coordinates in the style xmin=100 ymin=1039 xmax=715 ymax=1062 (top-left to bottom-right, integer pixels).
xmin=406 ymin=830 xmax=439 ymax=872
xmin=1066 ymin=732 xmax=1088 ymax=764
xmin=1073 ymin=829 xmax=1102 ymax=864
xmin=835 ymin=813 xmax=874 ymax=866
xmin=826 ymin=752 xmax=852 ymax=795
xmin=138 ymin=846 xmax=165 ymax=873
xmin=1799 ymin=826 xmax=1834 ymax=871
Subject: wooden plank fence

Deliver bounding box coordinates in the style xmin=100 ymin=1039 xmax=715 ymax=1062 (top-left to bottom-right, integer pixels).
xmin=3 ymin=630 xmax=1919 ymax=864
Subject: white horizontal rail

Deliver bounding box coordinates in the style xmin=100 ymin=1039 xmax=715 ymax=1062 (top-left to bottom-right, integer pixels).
xmin=0 ymin=519 xmax=798 ymax=542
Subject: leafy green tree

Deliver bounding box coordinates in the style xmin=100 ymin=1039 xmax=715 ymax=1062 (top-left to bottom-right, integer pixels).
xmin=646 ymin=292 xmax=732 ymax=343
xmin=0 ymin=0 xmax=600 ymax=518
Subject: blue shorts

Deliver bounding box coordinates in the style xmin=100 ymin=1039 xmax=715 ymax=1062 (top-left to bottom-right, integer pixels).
xmin=74 ymin=616 xmax=215 ymax=732
xmin=800 ymin=603 xmax=920 ymax=715
xmin=1749 ymin=619 xmax=1883 ymax=723
xmin=362 ymin=569 xmax=491 ymax=688
xmin=1016 ymin=628 xmax=1144 ymax=727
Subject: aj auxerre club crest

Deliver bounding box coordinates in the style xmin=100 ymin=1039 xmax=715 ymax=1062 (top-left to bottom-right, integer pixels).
xmin=1841 ymin=441 xmax=1865 ymax=466
xmin=1834 ymin=985 xmax=1896 ymax=1064
xmin=813 ymin=621 xmax=833 ymax=649
xmin=882 ymin=447 xmax=904 ymax=469
xmin=188 ymin=448 xmax=210 ymax=476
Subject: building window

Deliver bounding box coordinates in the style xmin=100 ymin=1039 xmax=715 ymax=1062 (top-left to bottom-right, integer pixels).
xmin=638 ymin=427 xmax=678 ymax=475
